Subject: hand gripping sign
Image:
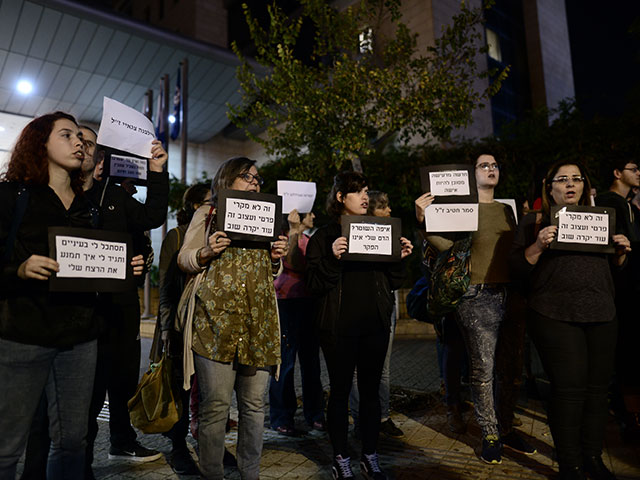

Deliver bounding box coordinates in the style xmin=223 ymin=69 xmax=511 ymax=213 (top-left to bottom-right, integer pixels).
xmin=340 ymin=216 xmax=402 ymax=262
xmin=550 ymin=205 xmax=616 ymax=254
xmin=216 ymin=190 xmax=283 ymax=242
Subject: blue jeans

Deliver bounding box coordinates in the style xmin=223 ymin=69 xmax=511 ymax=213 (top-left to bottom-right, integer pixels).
xmin=455 ymin=284 xmax=506 ymax=438
xmin=269 ymin=298 xmax=324 ymax=429
xmin=0 ymin=338 xmax=97 ymax=480
xmin=349 ymin=307 xmax=396 ymax=424
xmin=194 ymin=354 xmax=269 ymax=480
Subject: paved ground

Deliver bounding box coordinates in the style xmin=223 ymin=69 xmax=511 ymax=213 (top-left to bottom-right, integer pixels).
xmin=18 ymin=338 xmax=640 ymax=479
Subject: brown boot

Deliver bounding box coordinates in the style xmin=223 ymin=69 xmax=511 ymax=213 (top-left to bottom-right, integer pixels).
xmin=447 ymin=404 xmax=466 ymax=434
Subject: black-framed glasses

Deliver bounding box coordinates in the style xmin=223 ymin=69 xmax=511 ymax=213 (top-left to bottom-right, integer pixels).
xmin=623 ymin=167 xmax=640 ymax=174
xmin=476 ymin=162 xmax=500 ymax=171
xmin=551 ymin=175 xmax=584 ymax=184
xmin=237 ymin=172 xmax=264 ymax=185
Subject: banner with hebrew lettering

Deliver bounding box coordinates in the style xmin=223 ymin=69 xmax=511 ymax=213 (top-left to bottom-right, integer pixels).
xmin=48 ymin=227 xmax=134 ymax=292
xmin=550 ymin=205 xmax=616 ymax=253
xmin=340 ymin=215 xmax=402 ymax=262
xmin=216 ymin=190 xmax=283 ymax=242
xmin=419 ymin=164 xmax=478 ymax=203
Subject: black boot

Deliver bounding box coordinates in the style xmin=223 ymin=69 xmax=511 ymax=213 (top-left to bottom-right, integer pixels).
xmin=583 ymin=455 xmax=617 ymax=480
xmin=558 ymin=465 xmax=586 ymax=480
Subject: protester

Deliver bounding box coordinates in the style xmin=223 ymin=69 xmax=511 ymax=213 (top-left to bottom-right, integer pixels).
xmin=511 ymin=161 xmax=630 ymax=480
xmin=306 ymin=171 xmax=413 ymax=480
xmin=349 ymin=191 xmax=404 ymax=438
xmin=415 ymin=154 xmax=526 ymax=464
xmin=595 ymin=156 xmax=640 ymax=442
xmin=0 ymin=112 xmax=100 ymax=478
xmin=269 ymin=208 xmax=326 ymax=436
xmin=178 ymin=157 xmax=287 ymax=480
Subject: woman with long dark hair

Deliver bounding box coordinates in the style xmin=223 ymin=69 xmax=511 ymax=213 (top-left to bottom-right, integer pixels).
xmin=306 ymin=171 xmax=413 ymax=480
xmin=0 ymin=112 xmax=99 ymax=478
xmin=510 ymin=161 xmax=629 ymax=480
xmin=178 ymin=157 xmax=288 ymax=480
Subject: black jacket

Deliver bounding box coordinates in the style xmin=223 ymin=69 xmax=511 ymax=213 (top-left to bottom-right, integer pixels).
xmin=305 ymin=222 xmax=406 ymax=335
xmin=0 ymin=183 xmax=99 ymax=347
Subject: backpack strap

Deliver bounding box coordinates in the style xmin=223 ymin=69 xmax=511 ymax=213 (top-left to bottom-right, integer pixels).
xmin=3 ymin=185 xmax=30 ymax=264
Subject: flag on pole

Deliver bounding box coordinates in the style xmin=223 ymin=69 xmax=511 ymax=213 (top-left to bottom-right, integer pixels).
xmin=170 ymin=68 xmax=181 ymax=141
xmin=155 ymin=81 xmax=167 ymax=149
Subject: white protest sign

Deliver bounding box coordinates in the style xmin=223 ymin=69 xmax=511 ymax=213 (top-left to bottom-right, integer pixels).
xmin=556 ymin=208 xmax=609 ymax=245
xmin=277 ymin=181 xmax=316 ymax=214
xmin=425 ymin=203 xmax=479 ymax=232
xmin=97 ymin=97 xmax=156 ymax=158
xmin=56 ymin=236 xmax=127 ymax=279
xmin=225 ymin=198 xmax=277 ymax=237
xmin=348 ymin=223 xmax=393 ymax=255
xmin=110 ymin=154 xmax=148 ymax=180
xmin=429 ymin=170 xmax=470 ymax=196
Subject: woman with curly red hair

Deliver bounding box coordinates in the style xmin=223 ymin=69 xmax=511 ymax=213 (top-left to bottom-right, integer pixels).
xmin=0 ymin=112 xmax=101 ymax=478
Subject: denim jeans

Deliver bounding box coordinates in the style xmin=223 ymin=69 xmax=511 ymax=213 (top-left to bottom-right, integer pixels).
xmin=349 ymin=306 xmax=396 ymax=424
xmin=455 ymin=284 xmax=506 ymax=437
xmin=194 ymin=354 xmax=269 ymax=480
xmin=269 ymin=298 xmax=324 ymax=429
xmin=0 ymin=338 xmax=97 ymax=480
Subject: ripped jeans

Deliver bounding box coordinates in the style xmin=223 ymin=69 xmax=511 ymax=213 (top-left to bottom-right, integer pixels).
xmin=455 ymin=284 xmax=506 ymax=438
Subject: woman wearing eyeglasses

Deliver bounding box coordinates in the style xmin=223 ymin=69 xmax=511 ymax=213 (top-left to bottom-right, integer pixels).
xmin=510 ymin=161 xmax=630 ymax=480
xmin=178 ymin=157 xmax=288 ymax=480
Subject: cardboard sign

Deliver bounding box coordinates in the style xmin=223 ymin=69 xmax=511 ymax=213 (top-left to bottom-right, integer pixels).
xmin=340 ymin=216 xmax=402 ymax=262
xmin=100 ymin=146 xmax=148 ymax=186
xmin=48 ymin=227 xmax=134 ymax=292
xmin=277 ymin=180 xmax=316 ymax=214
xmin=420 ymin=164 xmax=478 ymax=203
xmin=424 ymin=203 xmax=479 ymax=232
xmin=550 ymin=205 xmax=616 ymax=253
xmin=97 ymin=97 xmax=156 ymax=158
xmin=216 ymin=190 xmax=283 ymax=242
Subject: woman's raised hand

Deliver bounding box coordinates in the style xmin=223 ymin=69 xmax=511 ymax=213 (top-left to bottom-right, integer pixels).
xmin=415 ymin=193 xmax=435 ymax=224
xmin=130 ymin=254 xmax=145 ymax=275
xmin=149 ymin=140 xmax=168 ymax=172
xmin=17 ymin=255 xmax=59 ymax=280
xmin=535 ymin=225 xmax=558 ymax=251
xmin=271 ymin=235 xmax=289 ymax=261
xmin=332 ymin=237 xmax=348 ymax=260
xmin=400 ymin=237 xmax=414 ymax=259
xmin=208 ymin=231 xmax=231 ymax=256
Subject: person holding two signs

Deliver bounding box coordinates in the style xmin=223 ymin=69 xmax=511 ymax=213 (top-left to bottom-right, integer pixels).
xmin=510 ymin=162 xmax=630 ymax=480
xmin=178 ymin=157 xmax=288 ymax=480
xmin=306 ymin=171 xmax=413 ymax=480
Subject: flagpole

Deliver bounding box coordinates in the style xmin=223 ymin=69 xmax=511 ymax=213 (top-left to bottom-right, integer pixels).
xmin=142 ymin=89 xmax=153 ymax=320
xmin=180 ymin=58 xmax=188 ymax=184
xmin=161 ymin=74 xmax=170 ymax=240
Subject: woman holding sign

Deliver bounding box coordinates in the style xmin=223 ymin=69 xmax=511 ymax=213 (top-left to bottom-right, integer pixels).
xmin=306 ymin=171 xmax=413 ymax=480
xmin=0 ymin=112 xmax=103 ymax=478
xmin=510 ymin=161 xmax=630 ymax=480
xmin=178 ymin=157 xmax=288 ymax=480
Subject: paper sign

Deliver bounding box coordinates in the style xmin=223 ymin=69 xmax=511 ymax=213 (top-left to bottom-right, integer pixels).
xmin=420 ymin=164 xmax=478 ymax=203
xmin=110 ymin=154 xmax=148 ymax=181
xmin=340 ymin=216 xmax=402 ymax=262
xmin=216 ymin=190 xmax=283 ymax=242
xmin=348 ymin=223 xmax=393 ymax=255
xmin=277 ymin=180 xmax=316 ymax=214
xmin=550 ymin=206 xmax=615 ymax=253
xmin=425 ymin=203 xmax=479 ymax=232
xmin=97 ymin=97 xmax=156 ymax=158
xmin=48 ymin=227 xmax=134 ymax=292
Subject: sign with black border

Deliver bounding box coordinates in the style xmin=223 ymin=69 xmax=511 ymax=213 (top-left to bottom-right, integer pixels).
xmin=550 ymin=205 xmax=616 ymax=254
xmin=48 ymin=227 xmax=134 ymax=292
xmin=216 ymin=190 xmax=283 ymax=242
xmin=101 ymin=146 xmax=149 ymax=187
xmin=419 ymin=164 xmax=478 ymax=203
xmin=340 ymin=215 xmax=402 ymax=262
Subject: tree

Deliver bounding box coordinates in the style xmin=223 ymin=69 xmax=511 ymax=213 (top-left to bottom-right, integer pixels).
xmin=228 ymin=0 xmax=507 ymax=178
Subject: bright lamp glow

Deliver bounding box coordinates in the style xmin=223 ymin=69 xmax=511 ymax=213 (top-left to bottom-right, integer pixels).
xmin=168 ymin=114 xmax=176 ymax=124
xmin=16 ymin=80 xmax=33 ymax=95
xmin=0 ymin=126 xmax=5 ymax=132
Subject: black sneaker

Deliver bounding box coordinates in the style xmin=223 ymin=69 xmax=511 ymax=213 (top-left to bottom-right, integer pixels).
xmin=332 ymin=455 xmax=355 ymax=479
xmin=167 ymin=447 xmax=199 ymax=475
xmin=360 ymin=452 xmax=387 ymax=480
xmin=380 ymin=418 xmax=404 ymax=438
xmin=108 ymin=441 xmax=162 ymax=462
xmin=480 ymin=435 xmax=502 ymax=465
xmin=502 ymin=431 xmax=537 ymax=455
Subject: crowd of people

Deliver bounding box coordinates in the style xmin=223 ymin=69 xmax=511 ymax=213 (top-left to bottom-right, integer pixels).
xmin=0 ymin=111 xmax=637 ymax=480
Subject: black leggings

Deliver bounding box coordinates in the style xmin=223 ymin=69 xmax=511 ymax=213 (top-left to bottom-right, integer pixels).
xmin=527 ymin=310 xmax=616 ymax=468
xmin=320 ymin=329 xmax=389 ymax=457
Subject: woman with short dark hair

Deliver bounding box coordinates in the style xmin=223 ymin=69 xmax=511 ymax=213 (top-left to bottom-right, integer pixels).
xmin=306 ymin=171 xmax=413 ymax=480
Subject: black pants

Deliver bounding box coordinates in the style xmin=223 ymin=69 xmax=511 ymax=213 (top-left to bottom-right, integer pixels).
xmin=87 ymin=294 xmax=141 ymax=464
xmin=320 ymin=329 xmax=389 ymax=457
xmin=527 ymin=310 xmax=616 ymax=468
xmin=440 ymin=314 xmax=467 ymax=407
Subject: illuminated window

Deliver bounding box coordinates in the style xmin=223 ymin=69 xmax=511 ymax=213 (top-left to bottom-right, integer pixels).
xmin=486 ymin=28 xmax=502 ymax=62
